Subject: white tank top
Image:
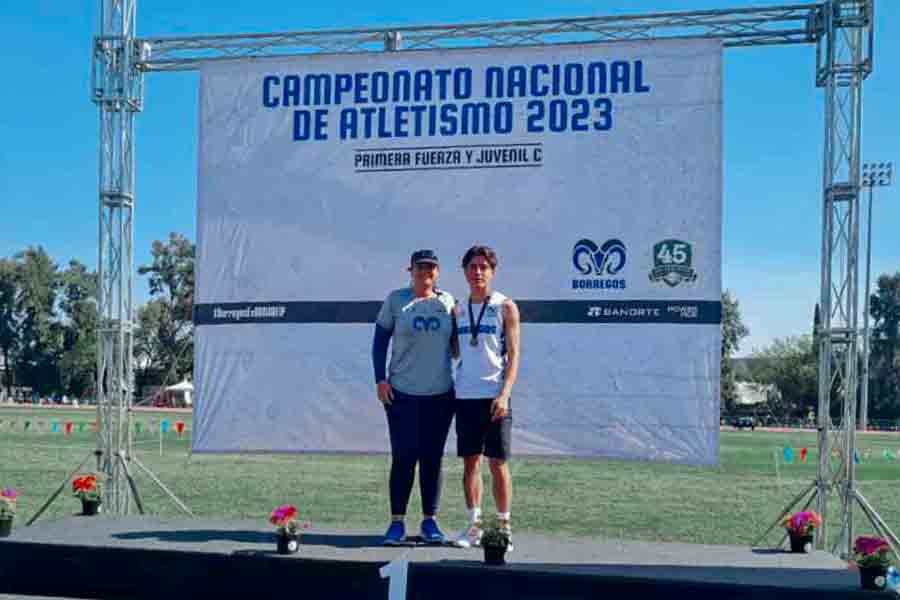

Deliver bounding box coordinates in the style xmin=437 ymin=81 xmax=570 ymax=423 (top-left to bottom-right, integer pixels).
xmin=454 ymin=291 xmax=507 ymax=399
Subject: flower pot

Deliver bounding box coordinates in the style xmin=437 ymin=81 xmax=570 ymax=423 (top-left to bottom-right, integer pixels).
xmin=276 ymin=534 xmax=300 ymax=555
xmin=0 ymin=518 xmax=12 ymax=538
xmin=788 ymin=533 xmax=813 ymax=553
xmin=483 ymin=544 xmax=507 ymax=565
xmin=858 ymin=566 xmax=888 ymax=591
xmin=81 ymin=499 xmax=101 ymax=516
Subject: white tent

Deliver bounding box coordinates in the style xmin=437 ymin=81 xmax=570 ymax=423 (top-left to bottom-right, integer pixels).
xmin=166 ymin=380 xmax=194 ymax=392
xmin=165 ymin=380 xmax=194 ymax=406
xmin=735 ymin=381 xmax=778 ymax=406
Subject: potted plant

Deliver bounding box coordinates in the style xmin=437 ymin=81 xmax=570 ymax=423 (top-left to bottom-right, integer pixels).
xmin=0 ymin=488 xmax=17 ymax=537
xmin=782 ymin=510 xmax=822 ymax=553
xmin=72 ymin=474 xmax=102 ymax=515
xmin=269 ymin=504 xmax=310 ymax=554
xmin=852 ymin=536 xmax=893 ymax=590
xmin=481 ymin=517 xmax=511 ymax=566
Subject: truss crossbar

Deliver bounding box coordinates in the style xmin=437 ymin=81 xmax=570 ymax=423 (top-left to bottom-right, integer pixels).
xmin=134 ymin=4 xmax=822 ymax=72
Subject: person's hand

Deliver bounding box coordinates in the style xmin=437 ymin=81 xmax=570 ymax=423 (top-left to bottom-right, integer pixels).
xmin=377 ymin=381 xmax=394 ymax=406
xmin=491 ymin=394 xmax=509 ymax=421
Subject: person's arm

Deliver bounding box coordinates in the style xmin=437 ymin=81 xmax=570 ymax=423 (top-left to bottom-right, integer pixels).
xmin=373 ymin=324 xmax=393 ymax=382
xmin=492 ymin=299 xmax=520 ymax=420
xmin=450 ymin=303 xmax=460 ymax=360
xmin=373 ymin=294 xmax=396 ymax=405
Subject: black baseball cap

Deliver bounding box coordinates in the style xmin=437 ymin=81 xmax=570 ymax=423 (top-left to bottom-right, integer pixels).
xmin=411 ymin=249 xmax=439 ymax=266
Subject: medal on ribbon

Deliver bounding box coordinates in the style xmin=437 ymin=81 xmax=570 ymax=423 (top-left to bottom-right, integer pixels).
xmin=468 ymin=296 xmax=489 ymax=347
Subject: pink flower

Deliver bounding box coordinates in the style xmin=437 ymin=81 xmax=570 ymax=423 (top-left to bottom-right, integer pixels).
xmin=784 ymin=510 xmax=822 ymax=534
xmin=269 ymin=504 xmax=298 ymax=526
xmin=1 ymin=488 xmax=17 ymax=501
xmin=854 ymin=536 xmax=889 ymax=556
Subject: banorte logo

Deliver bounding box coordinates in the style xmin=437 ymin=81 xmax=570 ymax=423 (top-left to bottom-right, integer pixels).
xmin=572 ymin=238 xmax=627 ymax=290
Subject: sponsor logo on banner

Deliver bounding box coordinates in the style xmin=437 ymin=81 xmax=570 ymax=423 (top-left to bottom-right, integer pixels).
xmin=571 ymin=238 xmax=626 ymax=291
xmin=649 ymin=239 xmax=698 ymax=287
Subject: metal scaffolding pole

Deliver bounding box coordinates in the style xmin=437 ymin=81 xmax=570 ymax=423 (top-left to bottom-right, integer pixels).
xmin=815 ymin=0 xmax=871 ymax=557
xmin=92 ymin=0 xmax=142 ymax=515
xmin=90 ymin=1 xmax=881 ymax=557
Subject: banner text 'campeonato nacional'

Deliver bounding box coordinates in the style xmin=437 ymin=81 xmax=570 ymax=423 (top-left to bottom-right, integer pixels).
xmin=259 ymin=61 xmax=651 ymax=142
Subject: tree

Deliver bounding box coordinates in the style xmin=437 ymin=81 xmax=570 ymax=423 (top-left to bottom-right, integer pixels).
xmin=0 ymin=259 xmax=19 ymax=399
xmin=721 ymin=290 xmax=750 ymax=415
xmin=58 ymin=260 xmax=98 ymax=398
xmin=134 ymin=299 xmax=168 ymax=390
xmin=14 ymin=247 xmax=63 ymax=396
xmin=869 ymin=271 xmax=900 ymax=420
xmin=812 ymin=302 xmax=822 ymax=367
xmin=749 ymin=335 xmax=818 ymax=418
xmin=137 ymin=233 xmax=195 ymax=385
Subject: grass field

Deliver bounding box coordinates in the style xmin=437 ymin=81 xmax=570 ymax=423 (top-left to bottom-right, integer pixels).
xmin=1 ymin=405 xmax=898 ymax=547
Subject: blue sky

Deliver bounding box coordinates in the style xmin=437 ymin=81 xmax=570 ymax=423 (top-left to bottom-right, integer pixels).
xmin=1 ymin=1 xmax=898 ymax=356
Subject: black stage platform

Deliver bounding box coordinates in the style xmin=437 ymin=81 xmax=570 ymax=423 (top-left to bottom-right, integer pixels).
xmin=0 ymin=517 xmax=873 ymax=599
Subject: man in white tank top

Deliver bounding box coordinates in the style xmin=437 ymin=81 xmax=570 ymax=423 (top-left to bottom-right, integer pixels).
xmin=452 ymin=245 xmax=521 ymax=550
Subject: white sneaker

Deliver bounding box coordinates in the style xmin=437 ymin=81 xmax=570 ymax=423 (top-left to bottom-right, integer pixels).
xmin=453 ymin=522 xmax=483 ymax=548
xmin=500 ymin=521 xmax=513 ymax=553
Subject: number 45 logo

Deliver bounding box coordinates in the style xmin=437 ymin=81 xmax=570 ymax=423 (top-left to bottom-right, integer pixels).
xmin=649 ymin=239 xmax=698 ymax=287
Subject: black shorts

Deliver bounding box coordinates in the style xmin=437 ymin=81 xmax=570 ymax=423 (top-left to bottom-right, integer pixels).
xmin=455 ymin=398 xmax=512 ymax=460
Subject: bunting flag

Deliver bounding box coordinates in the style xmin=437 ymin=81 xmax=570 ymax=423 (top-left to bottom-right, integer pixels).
xmin=854 ymin=450 xmax=861 ymax=464
xmin=783 ymin=447 xmax=793 ymax=463
xmin=24 ymin=420 xmax=31 ymax=431
xmin=883 ymin=449 xmax=894 ymax=461
xmin=51 ymin=421 xmax=59 ymax=433
xmin=160 ymin=419 xmax=170 ymax=434
xmin=64 ymin=422 xmax=74 ymax=436
xmin=863 ymin=449 xmax=872 ymax=461
xmin=135 ymin=422 xmax=143 ymax=434
xmin=800 ymin=447 xmax=808 ymax=463
xmin=174 ymin=421 xmax=185 ymax=437
xmin=78 ymin=423 xmax=86 ymax=433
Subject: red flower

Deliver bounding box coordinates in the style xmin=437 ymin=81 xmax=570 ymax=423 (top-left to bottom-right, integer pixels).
xmin=269 ymin=505 xmax=298 ymax=526
xmin=72 ymin=475 xmax=98 ymax=493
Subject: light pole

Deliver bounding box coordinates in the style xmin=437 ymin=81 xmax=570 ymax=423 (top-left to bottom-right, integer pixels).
xmin=859 ymin=161 xmax=894 ymax=431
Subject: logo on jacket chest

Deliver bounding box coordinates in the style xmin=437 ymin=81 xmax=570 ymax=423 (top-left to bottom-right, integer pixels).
xmin=412 ymin=315 xmax=442 ymax=331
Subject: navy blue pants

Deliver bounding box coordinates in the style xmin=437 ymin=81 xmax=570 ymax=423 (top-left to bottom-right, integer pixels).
xmin=385 ymin=389 xmax=455 ymax=517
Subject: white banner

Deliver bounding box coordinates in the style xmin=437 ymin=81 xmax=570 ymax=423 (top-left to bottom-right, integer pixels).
xmin=195 ymin=39 xmax=723 ymax=465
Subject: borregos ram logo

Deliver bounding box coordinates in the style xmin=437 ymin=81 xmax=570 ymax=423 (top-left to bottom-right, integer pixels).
xmin=572 ymin=238 xmax=626 ymax=290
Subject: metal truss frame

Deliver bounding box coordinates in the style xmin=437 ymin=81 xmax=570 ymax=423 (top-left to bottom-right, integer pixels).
xmin=135 ymin=4 xmax=820 ymax=71
xmin=84 ymin=0 xmax=890 ymax=559
xmin=92 ymin=0 xmax=140 ymax=515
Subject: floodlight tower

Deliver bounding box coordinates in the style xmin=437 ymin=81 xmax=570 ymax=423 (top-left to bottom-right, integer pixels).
xmin=859 ymin=161 xmax=893 ymax=432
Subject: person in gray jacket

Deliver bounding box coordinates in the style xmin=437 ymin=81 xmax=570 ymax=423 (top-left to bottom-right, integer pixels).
xmin=372 ymin=249 xmax=458 ymax=545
